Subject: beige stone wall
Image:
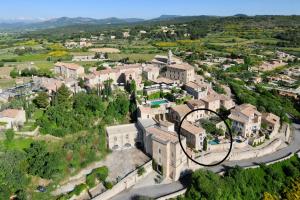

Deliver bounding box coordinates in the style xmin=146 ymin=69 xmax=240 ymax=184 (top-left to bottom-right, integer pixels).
xmin=221 ymin=99 xmax=235 ymax=110
xmin=205 ymin=100 xmax=220 ymax=112
xmin=208 ymin=143 xmax=230 ymax=152
xmin=144 ymin=69 xmax=159 ymax=81
xmin=0 ymin=110 xmax=26 ymax=130
xmin=165 ymin=67 xmax=194 ymax=84
xmin=107 ymin=126 xmax=138 ymax=151
xmin=181 ymin=129 xmax=197 ymax=149
xmin=170 ymin=140 xmax=187 ymax=180
xmin=193 ymin=138 xmax=282 ymax=167
xmin=152 ymin=139 xmax=169 ymax=177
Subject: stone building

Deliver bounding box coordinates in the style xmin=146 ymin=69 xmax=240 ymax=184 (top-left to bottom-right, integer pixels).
xmin=180 ymin=121 xmax=206 ymax=151
xmin=184 ymin=81 xmax=209 ymax=100
xmin=106 ymin=123 xmax=141 ymax=150
xmin=85 ymin=64 xmax=143 ymax=89
xmin=143 ymin=121 xmax=187 ymax=180
xmin=142 ymin=65 xmax=160 ymax=82
xmin=262 ymin=112 xmax=280 ymax=138
xmin=54 ymin=62 xmax=85 ymax=79
xmin=165 ymin=63 xmax=195 ymax=84
xmin=0 ymin=109 xmax=26 ymax=131
xmin=229 ymin=104 xmax=262 ymax=138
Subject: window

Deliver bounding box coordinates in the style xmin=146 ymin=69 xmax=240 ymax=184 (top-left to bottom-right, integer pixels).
xmin=126 ymin=134 xmax=129 ymax=139
xmin=159 ymin=148 xmax=161 ymax=154
xmin=114 ymin=137 xmax=117 ymax=141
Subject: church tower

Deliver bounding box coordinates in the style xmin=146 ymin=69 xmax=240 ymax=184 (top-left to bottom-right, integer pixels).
xmin=167 ymin=49 xmax=173 ymax=65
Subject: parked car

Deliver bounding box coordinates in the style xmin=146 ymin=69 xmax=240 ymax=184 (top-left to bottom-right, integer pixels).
xmin=37 ymin=186 xmax=47 ymax=193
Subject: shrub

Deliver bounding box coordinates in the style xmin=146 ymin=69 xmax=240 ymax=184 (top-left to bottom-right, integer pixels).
xmin=104 ymin=181 xmax=113 ymax=189
xmin=152 ymin=159 xmax=157 ymax=170
xmin=5 ymin=129 xmax=15 ymax=142
xmin=147 ymin=92 xmax=161 ymax=100
xmin=94 ymin=166 xmax=109 ymax=182
xmin=2 ymin=58 xmax=17 ymax=62
xmin=86 ymin=173 xmax=96 ymax=188
xmin=151 ymin=104 xmax=160 ymax=108
xmin=72 ymin=183 xmax=87 ymax=196
xmin=137 ymin=166 xmax=146 ymax=176
xmin=10 ymin=68 xmax=19 ymax=78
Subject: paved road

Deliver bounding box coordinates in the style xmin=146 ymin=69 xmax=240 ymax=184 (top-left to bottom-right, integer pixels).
xmin=110 ymin=123 xmax=300 ymax=200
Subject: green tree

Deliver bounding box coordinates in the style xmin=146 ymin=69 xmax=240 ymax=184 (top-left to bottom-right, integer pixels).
xmin=10 ymin=68 xmax=19 ymax=78
xmin=94 ymin=166 xmax=109 ymax=182
xmin=103 ymin=79 xmax=113 ymax=97
xmin=0 ymin=150 xmax=29 ymax=199
xmin=129 ymin=80 xmax=136 ymax=94
xmin=78 ymin=78 xmax=85 ymax=88
xmin=5 ymin=129 xmax=15 ymax=142
xmin=56 ymin=84 xmax=71 ymax=106
xmin=25 ymin=142 xmax=64 ymax=179
xmin=34 ymin=92 xmax=49 ymax=109
xmin=104 ymin=52 xmax=108 ymax=59
xmin=203 ymin=137 xmax=207 ymax=151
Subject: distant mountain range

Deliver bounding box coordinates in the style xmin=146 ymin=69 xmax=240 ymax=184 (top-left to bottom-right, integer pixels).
xmin=0 ymin=15 xmax=187 ymax=31
xmin=1 ymin=14 xmax=283 ymax=32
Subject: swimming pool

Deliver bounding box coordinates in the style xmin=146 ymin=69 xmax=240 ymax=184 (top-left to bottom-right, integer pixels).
xmin=208 ymin=139 xmax=220 ymax=145
xmin=150 ymin=99 xmax=168 ymax=106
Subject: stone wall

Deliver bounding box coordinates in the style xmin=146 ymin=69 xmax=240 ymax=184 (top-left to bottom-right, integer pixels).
xmin=156 ymin=188 xmax=187 ymax=200
xmin=231 ymin=138 xmax=281 ymax=161
xmin=16 ymin=126 xmax=39 ymax=137
xmin=285 ymin=123 xmax=291 ymax=142
xmin=194 ymin=139 xmax=282 ymax=166
xmin=92 ymin=160 xmax=153 ymax=200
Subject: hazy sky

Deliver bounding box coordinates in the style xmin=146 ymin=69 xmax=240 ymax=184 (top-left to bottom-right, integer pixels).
xmin=1 ymin=0 xmax=300 ymax=20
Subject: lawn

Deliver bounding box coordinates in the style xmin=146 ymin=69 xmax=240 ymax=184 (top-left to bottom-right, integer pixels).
xmin=34 ymin=61 xmax=54 ymax=71
xmin=16 ymin=40 xmax=40 ymax=47
xmin=0 ymin=138 xmax=34 ymax=151
xmin=33 ymin=109 xmax=44 ymax=121
xmin=19 ymin=121 xmax=37 ymax=132
xmin=17 ymin=53 xmax=49 ymax=62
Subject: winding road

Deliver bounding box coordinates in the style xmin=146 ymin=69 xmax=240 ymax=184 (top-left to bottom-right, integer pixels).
xmin=109 ymin=122 xmax=300 ymax=200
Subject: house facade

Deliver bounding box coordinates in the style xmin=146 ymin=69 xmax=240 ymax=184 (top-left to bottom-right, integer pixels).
xmin=54 ymin=62 xmax=85 ymax=79
xmin=165 ymin=63 xmax=195 ymax=84
xmin=229 ymin=104 xmax=262 ymax=138
xmin=180 ymin=121 xmax=206 ymax=151
xmin=144 ymin=122 xmax=187 ymax=181
xmin=262 ymin=113 xmax=280 ymax=138
xmin=0 ymin=109 xmax=26 ymax=131
xmin=184 ymin=81 xmax=209 ymax=100
xmin=85 ymin=64 xmax=143 ymax=89
xmin=142 ymin=65 xmax=160 ymax=82
xmin=106 ymin=123 xmax=141 ymax=150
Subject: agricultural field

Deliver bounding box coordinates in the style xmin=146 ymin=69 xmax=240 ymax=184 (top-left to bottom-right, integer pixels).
xmin=108 ymin=53 xmax=159 ymax=62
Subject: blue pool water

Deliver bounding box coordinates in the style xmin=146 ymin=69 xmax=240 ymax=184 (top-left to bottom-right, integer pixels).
xmin=209 ymin=139 xmax=220 ymax=145
xmin=150 ymin=99 xmax=168 ymax=106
